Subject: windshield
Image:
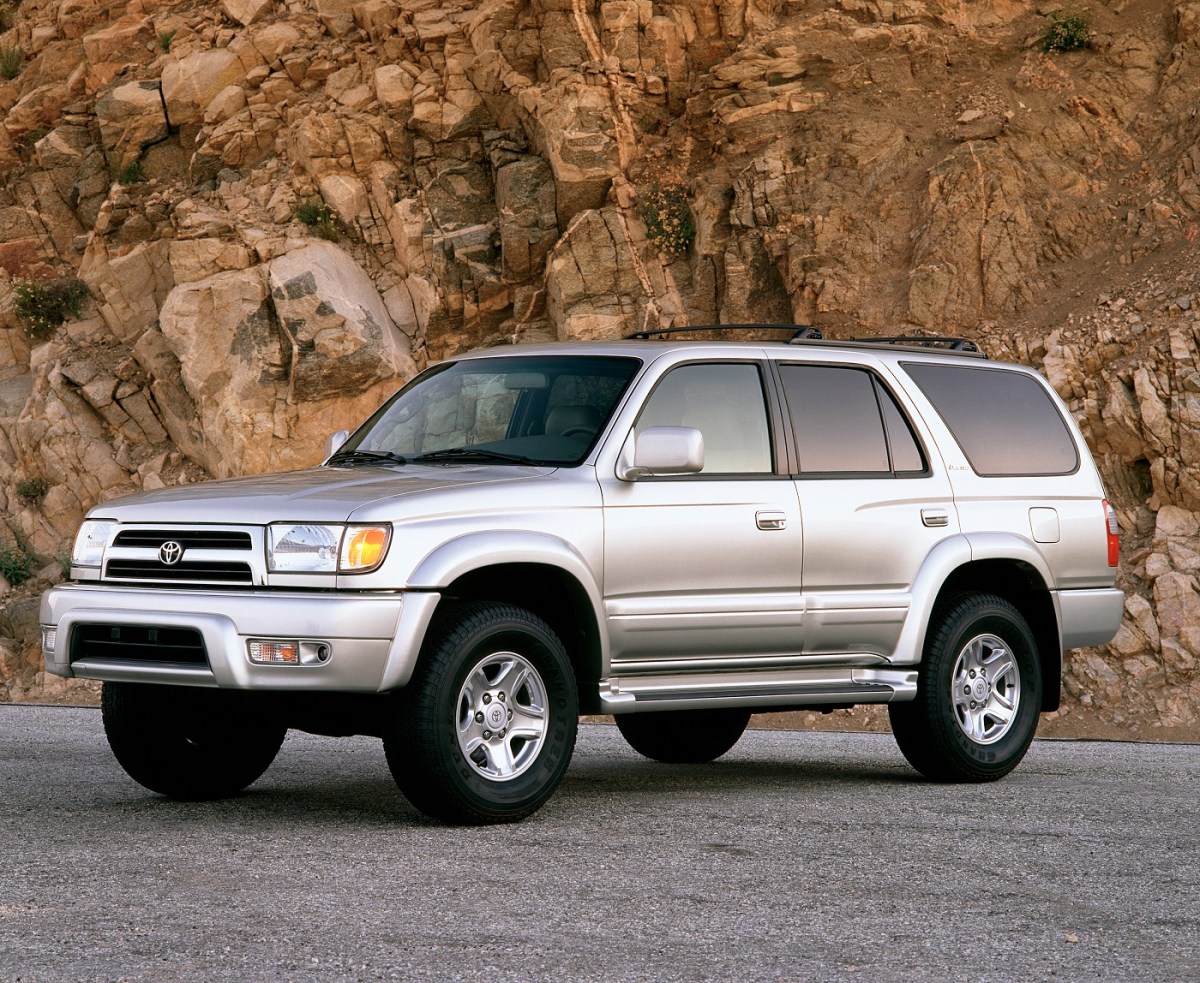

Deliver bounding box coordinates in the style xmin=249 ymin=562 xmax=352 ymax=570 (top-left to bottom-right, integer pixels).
xmin=334 ymin=355 xmax=642 ymax=467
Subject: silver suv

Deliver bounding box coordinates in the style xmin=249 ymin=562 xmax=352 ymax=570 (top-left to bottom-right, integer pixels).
xmin=40 ymin=330 xmax=1124 ymax=823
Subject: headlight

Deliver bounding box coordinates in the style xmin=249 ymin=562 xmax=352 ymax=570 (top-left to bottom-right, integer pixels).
xmin=72 ymin=520 xmax=116 ymax=568
xmin=267 ymin=523 xmax=391 ymax=574
xmin=268 ymin=523 xmax=342 ymax=572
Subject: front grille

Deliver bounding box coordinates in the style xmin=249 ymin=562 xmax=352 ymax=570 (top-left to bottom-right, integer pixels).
xmin=105 ymin=559 xmax=254 ymax=584
xmin=71 ymin=624 xmax=208 ymax=666
xmin=102 ymin=525 xmax=261 ymax=587
xmin=112 ymin=529 xmax=252 ymax=550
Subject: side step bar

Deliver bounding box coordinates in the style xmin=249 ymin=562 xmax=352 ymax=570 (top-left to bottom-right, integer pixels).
xmin=598 ymin=667 xmax=918 ymax=714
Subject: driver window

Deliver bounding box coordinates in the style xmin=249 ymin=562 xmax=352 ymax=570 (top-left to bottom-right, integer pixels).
xmin=636 ymin=363 xmax=772 ymax=474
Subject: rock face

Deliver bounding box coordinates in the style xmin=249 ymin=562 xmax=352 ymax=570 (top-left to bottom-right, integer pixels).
xmin=0 ymin=0 xmax=1198 ymax=738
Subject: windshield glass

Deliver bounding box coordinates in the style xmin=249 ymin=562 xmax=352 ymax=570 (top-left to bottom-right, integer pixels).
xmin=336 ymin=355 xmax=642 ymax=467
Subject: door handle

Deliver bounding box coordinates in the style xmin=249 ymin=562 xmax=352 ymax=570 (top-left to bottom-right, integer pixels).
xmin=756 ymin=511 xmax=787 ymax=531
xmin=921 ymin=508 xmax=949 ymax=528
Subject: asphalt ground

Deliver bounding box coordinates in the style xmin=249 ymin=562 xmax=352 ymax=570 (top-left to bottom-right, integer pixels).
xmin=1 ymin=704 xmax=1197 ymax=983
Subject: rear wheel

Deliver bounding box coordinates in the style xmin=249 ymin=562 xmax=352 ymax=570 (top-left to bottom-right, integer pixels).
xmin=384 ymin=601 xmax=578 ymax=824
xmin=889 ymin=592 xmax=1041 ymax=782
xmin=102 ymin=682 xmax=286 ymax=800
xmin=615 ymin=708 xmax=751 ymax=764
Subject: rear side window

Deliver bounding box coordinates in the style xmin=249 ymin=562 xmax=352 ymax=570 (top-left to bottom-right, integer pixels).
xmin=902 ymin=362 xmax=1079 ymax=477
xmin=779 ymin=365 xmax=927 ymax=476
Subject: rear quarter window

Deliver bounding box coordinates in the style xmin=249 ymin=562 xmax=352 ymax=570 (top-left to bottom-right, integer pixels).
xmin=901 ymin=362 xmax=1079 ymax=477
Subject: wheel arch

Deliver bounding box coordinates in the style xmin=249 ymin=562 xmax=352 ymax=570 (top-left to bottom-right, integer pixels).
xmin=900 ymin=535 xmax=1062 ymax=712
xmin=935 ymin=558 xmax=1061 ymax=712
xmin=409 ymin=533 xmax=607 ymax=712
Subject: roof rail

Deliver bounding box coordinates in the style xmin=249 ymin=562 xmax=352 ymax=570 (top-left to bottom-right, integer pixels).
xmin=622 ymin=325 xmax=984 ymax=357
xmin=850 ymin=335 xmax=983 ymax=354
xmin=625 ymin=324 xmax=823 ymax=341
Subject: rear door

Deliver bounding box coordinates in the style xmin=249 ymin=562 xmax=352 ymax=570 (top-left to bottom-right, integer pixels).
xmin=776 ymin=360 xmax=959 ymax=659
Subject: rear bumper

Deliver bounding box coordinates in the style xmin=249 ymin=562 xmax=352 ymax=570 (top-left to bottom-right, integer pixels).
xmin=39 ymin=584 xmax=440 ymax=692
xmin=1055 ymin=587 xmax=1125 ymax=650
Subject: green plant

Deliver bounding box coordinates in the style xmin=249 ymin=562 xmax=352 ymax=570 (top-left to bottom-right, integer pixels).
xmin=158 ymin=29 xmax=176 ymax=52
xmin=1040 ymin=12 xmax=1089 ymax=53
xmin=15 ymin=477 xmax=50 ymax=505
xmin=0 ymin=1 xmax=14 ymax=33
xmin=24 ymin=126 xmax=46 ymax=150
xmin=294 ymin=199 xmax=347 ymax=241
xmin=0 ymin=536 xmax=34 ymax=587
xmin=0 ymin=43 xmax=21 ymax=80
xmin=637 ymin=181 xmax=696 ymax=256
xmin=114 ymin=157 xmax=144 ymax=185
xmin=12 ymin=277 xmax=89 ymax=341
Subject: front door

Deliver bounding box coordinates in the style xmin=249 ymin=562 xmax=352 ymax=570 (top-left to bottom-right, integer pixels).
xmin=599 ymin=361 xmax=805 ymax=671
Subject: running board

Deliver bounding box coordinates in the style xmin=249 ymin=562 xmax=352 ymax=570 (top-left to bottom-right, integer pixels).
xmin=598 ymin=667 xmax=918 ymax=713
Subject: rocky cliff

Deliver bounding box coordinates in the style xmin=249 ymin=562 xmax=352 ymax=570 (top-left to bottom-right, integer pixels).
xmin=1 ymin=0 xmax=1197 ymax=739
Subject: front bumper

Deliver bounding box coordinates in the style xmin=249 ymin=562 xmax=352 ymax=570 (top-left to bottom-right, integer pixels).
xmin=40 ymin=584 xmax=440 ymax=692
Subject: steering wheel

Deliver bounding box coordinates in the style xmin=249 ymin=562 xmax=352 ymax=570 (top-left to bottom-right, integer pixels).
xmin=560 ymin=426 xmax=594 ymax=440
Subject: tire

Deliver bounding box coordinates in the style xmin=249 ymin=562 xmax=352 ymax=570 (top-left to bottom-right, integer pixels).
xmin=101 ymin=682 xmax=286 ymax=800
xmin=384 ymin=601 xmax=578 ymax=825
xmin=889 ymin=592 xmax=1041 ymax=782
xmin=615 ymin=708 xmax=751 ymax=764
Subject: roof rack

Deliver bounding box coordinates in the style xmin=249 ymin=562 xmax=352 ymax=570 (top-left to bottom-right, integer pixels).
xmin=625 ymin=324 xmax=824 ymax=341
xmin=853 ymin=335 xmax=982 ymax=353
xmin=622 ymin=325 xmax=984 ymax=357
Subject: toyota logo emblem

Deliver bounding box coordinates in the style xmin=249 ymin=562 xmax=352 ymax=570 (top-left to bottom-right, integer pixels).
xmin=158 ymin=541 xmax=184 ymax=565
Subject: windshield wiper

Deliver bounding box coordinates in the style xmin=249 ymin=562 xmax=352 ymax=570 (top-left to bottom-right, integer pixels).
xmin=326 ymin=449 xmax=408 ymax=466
xmin=413 ymin=447 xmax=538 ymax=466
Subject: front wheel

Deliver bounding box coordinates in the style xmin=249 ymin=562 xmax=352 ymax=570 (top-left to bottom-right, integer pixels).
xmin=384 ymin=602 xmax=578 ymax=824
xmin=102 ymin=682 xmax=286 ymax=800
xmin=889 ymin=592 xmax=1041 ymax=782
xmin=615 ymin=708 xmax=751 ymax=763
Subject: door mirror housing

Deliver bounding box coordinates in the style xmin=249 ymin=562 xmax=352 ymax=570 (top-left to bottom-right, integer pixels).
xmin=617 ymin=427 xmax=705 ymax=480
xmin=325 ymin=430 xmax=350 ymax=459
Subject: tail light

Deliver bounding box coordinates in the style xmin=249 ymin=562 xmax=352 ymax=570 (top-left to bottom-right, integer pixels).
xmin=1104 ymin=500 xmax=1120 ymax=567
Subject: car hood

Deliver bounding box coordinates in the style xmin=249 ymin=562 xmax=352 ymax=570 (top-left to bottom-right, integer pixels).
xmin=88 ymin=464 xmax=555 ymax=525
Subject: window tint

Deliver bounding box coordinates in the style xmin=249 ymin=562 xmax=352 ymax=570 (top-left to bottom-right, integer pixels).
xmin=781 ymin=365 xmax=917 ymax=474
xmin=878 ymin=384 xmax=925 ymax=473
xmin=902 ymin=362 xmax=1079 ymax=476
xmin=636 ymin=363 xmax=772 ymax=474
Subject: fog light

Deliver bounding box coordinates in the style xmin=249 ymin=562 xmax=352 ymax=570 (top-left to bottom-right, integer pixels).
xmin=41 ymin=627 xmax=56 ymax=657
xmin=248 ymin=639 xmax=300 ymax=665
xmin=247 ymin=639 xmax=331 ymax=666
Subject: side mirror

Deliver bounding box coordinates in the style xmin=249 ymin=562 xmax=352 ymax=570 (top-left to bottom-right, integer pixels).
xmin=324 ymin=430 xmax=350 ymax=459
xmin=617 ymin=427 xmax=704 ymax=480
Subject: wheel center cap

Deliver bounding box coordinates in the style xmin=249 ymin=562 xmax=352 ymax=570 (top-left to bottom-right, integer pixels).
xmin=484 ymin=702 xmax=507 ymax=730
xmin=971 ymin=679 xmax=990 ymax=702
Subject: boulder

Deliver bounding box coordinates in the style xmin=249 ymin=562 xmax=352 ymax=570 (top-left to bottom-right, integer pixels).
xmin=266 ymin=241 xmax=417 ymax=402
xmin=374 ymin=64 xmax=415 ymax=109
xmin=495 ymin=156 xmax=558 ymax=279
xmin=95 ymin=81 xmax=168 ymax=166
xmin=161 ymin=48 xmax=246 ymax=126
xmin=222 ymin=0 xmax=275 ymax=27
xmin=313 ymin=0 xmax=359 ymax=37
xmin=157 ymin=267 xmax=280 ymax=476
xmin=203 ymin=85 xmax=248 ymax=125
xmin=546 ymin=208 xmax=654 ymax=341
xmin=317 ymin=173 xmax=369 ymax=224
xmin=80 ymin=15 xmax=155 ymax=67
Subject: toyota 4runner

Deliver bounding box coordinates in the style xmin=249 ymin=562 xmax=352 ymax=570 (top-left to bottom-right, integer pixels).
xmin=40 ymin=329 xmax=1124 ymax=823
